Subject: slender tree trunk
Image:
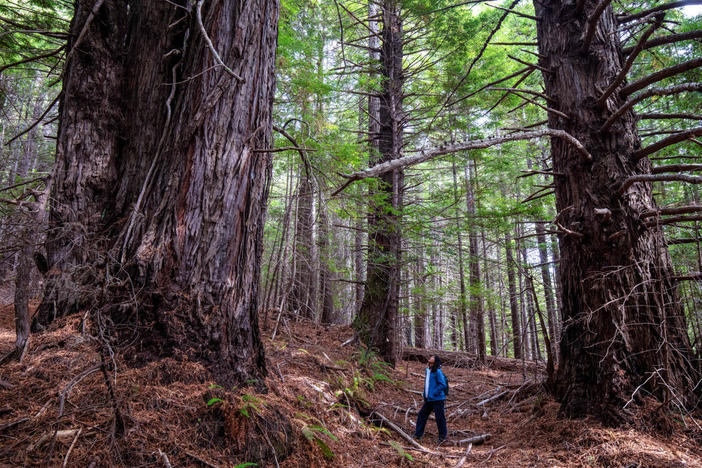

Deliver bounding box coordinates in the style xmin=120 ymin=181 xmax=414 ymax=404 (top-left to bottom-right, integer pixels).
xmin=318 ymin=201 xmax=335 ymax=324
xmin=466 ymin=163 xmax=485 ymax=361
xmin=535 ymin=0 xmax=700 ymax=421
xmin=414 ymin=246 xmax=426 ymax=348
xmin=355 ymin=0 xmax=404 ymax=364
xmin=505 ymin=231 xmax=522 ymax=359
xmin=483 ymin=228 xmax=498 ymax=356
xmin=290 ymin=171 xmax=315 ymax=319
xmin=536 ymin=220 xmax=558 ymax=362
xmin=451 ymin=160 xmax=470 ymax=352
xmin=36 ymin=0 xmax=279 ymax=387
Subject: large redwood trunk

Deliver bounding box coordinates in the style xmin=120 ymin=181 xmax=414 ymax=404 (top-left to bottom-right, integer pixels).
xmin=36 ymin=0 xmax=278 ymax=386
xmin=535 ymin=0 xmax=699 ymax=422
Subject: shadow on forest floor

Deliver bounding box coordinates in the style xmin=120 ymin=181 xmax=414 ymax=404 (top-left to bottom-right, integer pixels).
xmin=0 ymin=303 xmax=700 ymax=467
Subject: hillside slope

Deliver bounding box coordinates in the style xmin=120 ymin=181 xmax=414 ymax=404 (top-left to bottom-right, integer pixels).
xmin=0 ymin=305 xmax=700 ymax=467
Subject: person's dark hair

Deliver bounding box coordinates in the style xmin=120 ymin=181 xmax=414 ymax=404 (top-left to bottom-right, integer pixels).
xmin=430 ymin=355 xmax=442 ymax=372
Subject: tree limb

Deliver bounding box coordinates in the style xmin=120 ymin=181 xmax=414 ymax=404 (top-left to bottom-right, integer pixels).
xmin=601 ymin=83 xmax=702 ymax=132
xmin=583 ymin=0 xmax=615 ymax=52
xmin=332 ymin=130 xmax=591 ymax=195
xmin=618 ymin=0 xmax=702 ymax=24
xmin=632 ymin=126 xmax=702 ymax=160
xmin=620 ymin=57 xmax=702 ymax=96
xmin=622 ymin=29 xmax=702 ymax=55
xmin=597 ymin=14 xmax=664 ymax=106
xmin=619 ymin=172 xmax=702 ymax=194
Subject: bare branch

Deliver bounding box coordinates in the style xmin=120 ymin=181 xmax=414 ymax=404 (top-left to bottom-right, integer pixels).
xmin=332 ymin=130 xmax=591 ymax=195
xmin=600 ymin=83 xmax=702 ymax=132
xmin=597 ymin=14 xmax=664 ymax=106
xmin=429 ymin=0 xmax=520 ymax=127
xmin=650 ymin=163 xmax=702 ymax=174
xmin=195 ymin=0 xmax=244 ymax=82
xmin=619 ymin=172 xmax=702 ymax=194
xmin=485 ymin=4 xmax=539 ymax=21
xmin=641 ymin=204 xmax=702 ymax=218
xmin=622 ymin=29 xmax=702 ymax=55
xmin=639 ymin=112 xmax=702 ymax=120
xmin=618 ymin=0 xmax=702 ymax=24
xmin=632 ymin=126 xmax=702 ymax=160
xmin=620 ymin=57 xmax=702 ymax=96
xmin=583 ymin=1 xmax=615 ymax=52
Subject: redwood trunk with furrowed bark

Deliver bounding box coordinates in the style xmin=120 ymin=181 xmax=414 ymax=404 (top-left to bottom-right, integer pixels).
xmin=36 ymin=0 xmax=278 ymax=387
xmin=535 ymin=0 xmax=699 ymax=423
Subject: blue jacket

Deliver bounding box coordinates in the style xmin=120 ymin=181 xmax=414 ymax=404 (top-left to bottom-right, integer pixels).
xmin=423 ymin=368 xmax=447 ymax=401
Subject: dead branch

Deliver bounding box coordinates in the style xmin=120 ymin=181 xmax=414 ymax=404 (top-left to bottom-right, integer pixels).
xmin=430 ymin=0 xmax=520 ymax=126
xmin=619 ymin=172 xmax=702 ymax=194
xmin=485 ymin=4 xmax=538 ymax=21
xmin=620 ymin=57 xmax=702 ymax=96
xmin=622 ymin=29 xmax=702 ymax=54
xmin=185 ymin=451 xmax=220 ymax=468
xmin=195 ymin=0 xmax=244 ymax=81
xmin=333 ymin=129 xmax=591 ymax=195
xmin=645 ymin=214 xmax=702 ymax=226
xmin=618 ymin=1 xmax=702 ymax=24
xmin=632 ymin=126 xmax=702 ymax=160
xmin=601 ymin=83 xmax=702 ymax=132
xmin=668 ymin=237 xmax=702 ymax=244
xmin=639 ymin=112 xmax=702 ymax=120
xmin=62 ymin=427 xmax=82 ymax=468
xmin=476 ymin=391 xmax=510 ymax=407
xmin=583 ymin=0 xmax=615 ymax=52
xmin=507 ymin=54 xmax=551 ymax=73
xmin=457 ymin=434 xmax=491 ymax=445
xmin=597 ymin=14 xmax=664 ymax=106
xmin=0 ymin=417 xmax=29 ymax=433
xmin=650 ymin=163 xmax=702 ymax=173
xmin=371 ymin=410 xmax=435 ymax=453
xmin=673 ymin=272 xmax=702 ymax=281
xmin=452 ymin=443 xmax=473 ymax=468
xmin=642 ymin=204 xmax=702 ymax=218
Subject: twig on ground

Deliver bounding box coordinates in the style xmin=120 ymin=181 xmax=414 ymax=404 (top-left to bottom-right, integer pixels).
xmin=62 ymin=427 xmax=82 ymax=468
xmin=452 ymin=443 xmax=472 ymax=468
xmin=185 ymin=450 xmax=220 ymax=468
xmin=158 ymin=449 xmax=173 ymax=468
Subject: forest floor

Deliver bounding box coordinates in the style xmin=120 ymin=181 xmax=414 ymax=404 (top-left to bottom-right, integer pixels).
xmin=0 ymin=302 xmax=701 ymax=467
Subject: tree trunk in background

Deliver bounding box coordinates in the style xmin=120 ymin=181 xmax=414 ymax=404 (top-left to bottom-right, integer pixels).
xmin=536 ymin=220 xmax=558 ymax=363
xmin=505 ymin=231 xmax=522 ymax=359
xmin=318 ymin=202 xmax=335 ymax=324
xmin=483 ymin=228 xmax=498 ymax=356
xmin=289 ymin=170 xmax=315 ymax=319
xmin=535 ymin=0 xmax=700 ymax=422
xmin=355 ymin=0 xmax=404 ymax=364
xmin=36 ymin=0 xmax=278 ymax=387
xmin=466 ymin=163 xmax=485 ymax=362
xmin=451 ymin=160 xmax=470 ymax=352
xmin=414 ymin=247 xmax=426 ymax=348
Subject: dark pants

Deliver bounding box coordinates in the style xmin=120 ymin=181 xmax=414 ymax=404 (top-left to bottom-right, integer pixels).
xmin=413 ymin=399 xmax=447 ymax=441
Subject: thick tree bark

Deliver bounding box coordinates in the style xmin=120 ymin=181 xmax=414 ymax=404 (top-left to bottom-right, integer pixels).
xmin=535 ymin=0 xmax=700 ymax=422
xmin=355 ymin=0 xmax=404 ymax=364
xmin=36 ymin=0 xmax=278 ymax=387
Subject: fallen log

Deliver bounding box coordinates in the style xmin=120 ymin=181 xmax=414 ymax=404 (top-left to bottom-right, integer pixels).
xmin=402 ymin=348 xmax=545 ymax=373
xmin=457 ymin=434 xmax=491 ymax=445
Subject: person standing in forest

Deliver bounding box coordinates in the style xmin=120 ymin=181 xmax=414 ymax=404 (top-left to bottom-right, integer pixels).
xmin=413 ymin=355 xmax=448 ymax=443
